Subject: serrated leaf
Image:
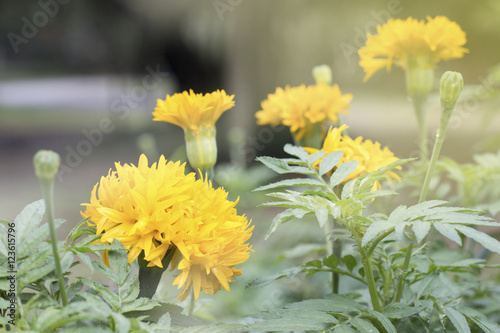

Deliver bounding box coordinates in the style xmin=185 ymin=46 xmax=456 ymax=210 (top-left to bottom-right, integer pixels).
xmin=444 ymin=307 xmax=471 ymax=333
xmin=246 ymin=267 xmax=303 ymax=289
xmin=110 ymin=312 xmax=131 ymax=333
xmin=319 ymin=151 xmax=344 ymax=176
xmin=350 ymin=317 xmax=379 ymax=333
xmin=454 ymin=225 xmax=500 ymax=254
xmin=256 ymin=156 xmax=291 ymax=174
xmin=18 ymin=219 xmax=65 ymax=258
xmin=284 ymin=144 xmax=310 ymax=160
xmin=368 ymin=310 xmax=397 ymax=333
xmin=433 ymin=222 xmax=462 ymax=246
xmin=334 ymin=325 xmax=357 ymax=333
xmin=362 ymin=222 xmax=395 ymax=247
xmin=315 ymin=207 xmax=329 ymax=228
xmin=308 ymin=150 xmax=328 ymax=164
xmin=181 ymin=324 xmax=247 ymax=333
xmin=382 ymin=303 xmax=424 ymax=319
xmin=121 ymin=297 xmax=157 ymax=313
xmin=461 ymin=307 xmax=500 ymax=333
xmin=330 ymin=160 xmax=359 ymax=188
xmin=80 ymin=278 xmax=120 ymax=311
xmin=15 ymin=200 xmax=45 ymax=247
xmin=413 ymin=221 xmax=431 ymax=243
xmin=255 ymin=177 xmax=327 ymax=192
xmin=248 ymin=318 xmax=324 ymax=332
xmin=287 ymin=296 xmax=363 ymax=313
xmin=252 ymin=308 xmax=339 ymax=324
xmin=265 ymin=208 xmax=309 ymax=239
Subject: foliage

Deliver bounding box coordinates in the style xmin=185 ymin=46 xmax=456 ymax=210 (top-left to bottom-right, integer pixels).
xmin=0 ymin=200 xmax=195 ymax=332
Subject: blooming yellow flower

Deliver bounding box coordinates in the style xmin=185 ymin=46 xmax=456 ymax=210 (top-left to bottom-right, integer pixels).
xmin=81 ymin=154 xmax=253 ymax=301
xmin=255 ymin=83 xmax=352 ymax=142
xmin=358 ymin=16 xmax=468 ymax=81
xmin=304 ymin=125 xmax=400 ymax=186
xmin=172 ymin=178 xmax=253 ymax=301
xmin=81 ymin=155 xmax=195 ymax=267
xmin=153 ymin=89 xmax=235 ymax=135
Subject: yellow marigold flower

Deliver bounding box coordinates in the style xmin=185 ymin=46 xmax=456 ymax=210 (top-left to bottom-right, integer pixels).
xmin=81 ymin=154 xmax=195 ymax=268
xmin=255 ymin=83 xmax=352 ymax=142
xmin=359 ymin=16 xmax=468 ymax=82
xmin=304 ymin=125 xmax=400 ymax=186
xmin=173 ymin=178 xmax=253 ymax=301
xmin=153 ymin=89 xmax=235 ymax=135
xmin=81 ymin=154 xmax=253 ymax=301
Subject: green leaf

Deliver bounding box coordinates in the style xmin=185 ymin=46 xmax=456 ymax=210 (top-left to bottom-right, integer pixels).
xmin=454 ymin=225 xmax=500 ymax=254
xmin=461 ymin=307 xmax=500 ymax=333
xmin=342 ymin=255 xmax=357 ymax=272
xmin=413 ymin=221 xmax=431 ymax=243
xmin=433 ymin=222 xmax=462 ymax=246
xmin=265 ymin=208 xmax=309 ymax=239
xmin=252 ymin=308 xmax=339 ymax=324
xmin=255 ymin=177 xmax=327 ymax=192
xmin=80 ymin=278 xmax=120 ymax=311
xmin=181 ymin=324 xmax=247 ymax=333
xmin=308 ymin=150 xmax=328 ymax=164
xmin=319 ymin=151 xmax=344 ymax=176
xmin=350 ymin=317 xmax=379 ymax=333
xmin=246 ymin=267 xmax=303 ymax=289
xmin=287 ymin=296 xmax=363 ymax=314
xmin=323 ymin=254 xmax=338 ymax=269
xmin=333 ymin=325 xmax=358 ymax=333
xmin=15 ymin=200 xmax=45 ymax=247
xmin=368 ymin=310 xmax=397 ymax=333
xmin=382 ymin=303 xmax=424 ymax=319
xmin=444 ymin=307 xmax=471 ymax=333
xmin=121 ymin=297 xmax=158 ymax=313
xmin=284 ymin=144 xmax=310 ymax=160
xmin=248 ymin=318 xmax=324 ymax=332
xmin=315 ymin=207 xmax=329 ymax=228
xmin=330 ymin=160 xmax=359 ymax=188
xmin=18 ymin=219 xmax=65 ymax=258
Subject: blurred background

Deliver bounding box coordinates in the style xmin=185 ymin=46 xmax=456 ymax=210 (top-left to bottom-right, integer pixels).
xmin=2 ymin=0 xmax=500 ymax=319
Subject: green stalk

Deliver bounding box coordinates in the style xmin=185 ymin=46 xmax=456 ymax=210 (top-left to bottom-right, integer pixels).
xmin=412 ymin=95 xmax=428 ymax=161
xmin=40 ymin=178 xmax=68 ymax=306
xmin=360 ymin=248 xmax=382 ymax=312
xmin=395 ymin=72 xmax=462 ymax=303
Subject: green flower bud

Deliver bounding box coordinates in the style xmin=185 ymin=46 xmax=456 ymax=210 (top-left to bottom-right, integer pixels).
xmin=33 ymin=150 xmax=61 ymax=181
xmin=312 ymin=65 xmax=332 ymax=86
xmin=184 ymin=127 xmax=217 ymax=171
xmin=440 ymin=71 xmax=464 ymax=110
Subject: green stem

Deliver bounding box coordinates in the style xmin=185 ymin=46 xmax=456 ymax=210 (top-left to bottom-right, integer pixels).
xmin=412 ymin=95 xmax=428 ymax=161
xmin=395 ymin=106 xmax=454 ymax=303
xmin=360 ymin=249 xmax=382 ymax=312
xmin=138 ymin=247 xmax=176 ymax=299
xmin=187 ymin=290 xmax=195 ymax=317
xmin=40 ymin=178 xmax=68 ymax=306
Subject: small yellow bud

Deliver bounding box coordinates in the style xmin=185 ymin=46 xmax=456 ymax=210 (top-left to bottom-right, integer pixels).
xmin=440 ymin=71 xmax=464 ymax=110
xmin=184 ymin=127 xmax=217 ymax=171
xmin=33 ymin=150 xmax=61 ymax=181
xmin=312 ymin=65 xmax=332 ymax=86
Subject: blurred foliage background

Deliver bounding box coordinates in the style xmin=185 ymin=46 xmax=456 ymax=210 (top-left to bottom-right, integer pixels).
xmin=1 ymin=0 xmax=500 ymax=320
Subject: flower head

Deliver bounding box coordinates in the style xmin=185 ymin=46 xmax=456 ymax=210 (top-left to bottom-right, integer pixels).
xmin=359 ymin=16 xmax=468 ymax=81
xmin=173 ymin=177 xmax=253 ymax=301
xmin=81 ymin=154 xmax=253 ymax=301
xmin=256 ymin=83 xmax=352 ymax=142
xmin=304 ymin=125 xmax=400 ymax=186
xmin=153 ymin=90 xmax=235 ymax=135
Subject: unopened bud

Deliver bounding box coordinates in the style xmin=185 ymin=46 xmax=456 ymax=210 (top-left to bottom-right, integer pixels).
xmin=33 ymin=150 xmax=61 ymax=181
xmin=440 ymin=71 xmax=464 ymax=110
xmin=312 ymin=65 xmax=332 ymax=86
